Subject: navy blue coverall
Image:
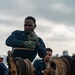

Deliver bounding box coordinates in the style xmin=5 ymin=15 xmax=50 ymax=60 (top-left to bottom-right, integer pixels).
xmin=33 ymin=59 xmax=46 ymax=75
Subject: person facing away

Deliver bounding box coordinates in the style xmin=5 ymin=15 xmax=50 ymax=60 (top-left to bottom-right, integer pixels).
xmin=5 ymin=16 xmax=46 ymax=62
xmin=0 ymin=56 xmax=8 ymax=75
xmin=33 ymin=48 xmax=53 ymax=75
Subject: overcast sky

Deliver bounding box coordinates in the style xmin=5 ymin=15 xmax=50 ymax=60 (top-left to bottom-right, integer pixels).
xmin=0 ymin=0 xmax=75 ymax=56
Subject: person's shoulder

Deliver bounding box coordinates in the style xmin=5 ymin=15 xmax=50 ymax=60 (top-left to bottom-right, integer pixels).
xmin=34 ymin=59 xmax=43 ymax=63
xmin=13 ymin=30 xmax=23 ymax=32
xmin=12 ymin=30 xmax=24 ymax=34
xmin=38 ymin=37 xmax=43 ymax=40
xmin=38 ymin=37 xmax=45 ymax=43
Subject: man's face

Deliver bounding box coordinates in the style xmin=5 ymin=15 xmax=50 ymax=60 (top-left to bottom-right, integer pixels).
xmin=0 ymin=58 xmax=3 ymax=62
xmin=24 ymin=19 xmax=36 ymax=34
xmin=44 ymin=51 xmax=52 ymax=62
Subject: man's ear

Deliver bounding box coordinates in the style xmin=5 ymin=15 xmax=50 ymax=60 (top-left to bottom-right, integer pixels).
xmin=34 ymin=24 xmax=36 ymax=28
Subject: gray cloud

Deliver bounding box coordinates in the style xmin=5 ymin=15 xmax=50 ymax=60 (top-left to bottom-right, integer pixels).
xmin=0 ymin=0 xmax=75 ymax=26
xmin=0 ymin=0 xmax=75 ymax=55
xmin=47 ymin=34 xmax=74 ymax=42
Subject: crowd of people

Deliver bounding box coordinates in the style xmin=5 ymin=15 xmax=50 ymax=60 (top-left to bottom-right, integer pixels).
xmin=1 ymin=16 xmax=53 ymax=75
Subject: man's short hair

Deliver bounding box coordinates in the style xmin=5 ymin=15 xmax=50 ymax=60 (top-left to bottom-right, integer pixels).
xmin=46 ymin=48 xmax=52 ymax=53
xmin=25 ymin=16 xmax=36 ymax=24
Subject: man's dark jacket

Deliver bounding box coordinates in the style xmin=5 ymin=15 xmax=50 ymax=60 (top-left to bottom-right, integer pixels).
xmin=0 ymin=63 xmax=8 ymax=75
xmin=5 ymin=30 xmax=46 ymax=62
xmin=33 ymin=59 xmax=46 ymax=75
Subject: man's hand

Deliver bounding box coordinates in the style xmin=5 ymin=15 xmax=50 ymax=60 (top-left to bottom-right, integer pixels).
xmin=42 ymin=68 xmax=52 ymax=75
xmin=23 ymin=41 xmax=37 ymax=49
xmin=28 ymin=32 xmax=38 ymax=41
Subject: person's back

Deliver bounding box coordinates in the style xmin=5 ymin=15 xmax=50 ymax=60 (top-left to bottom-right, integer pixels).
xmin=33 ymin=59 xmax=46 ymax=75
xmin=5 ymin=16 xmax=46 ymax=62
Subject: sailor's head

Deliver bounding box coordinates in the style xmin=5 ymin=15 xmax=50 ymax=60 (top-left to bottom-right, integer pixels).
xmin=0 ymin=55 xmax=3 ymax=62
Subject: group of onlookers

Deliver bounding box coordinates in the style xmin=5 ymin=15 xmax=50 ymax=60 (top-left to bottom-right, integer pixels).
xmin=0 ymin=16 xmax=53 ymax=75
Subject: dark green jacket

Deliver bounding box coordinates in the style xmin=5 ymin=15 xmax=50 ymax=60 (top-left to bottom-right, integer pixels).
xmin=5 ymin=30 xmax=46 ymax=62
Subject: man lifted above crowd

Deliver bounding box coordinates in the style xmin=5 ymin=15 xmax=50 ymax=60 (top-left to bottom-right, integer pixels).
xmin=5 ymin=16 xmax=46 ymax=62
